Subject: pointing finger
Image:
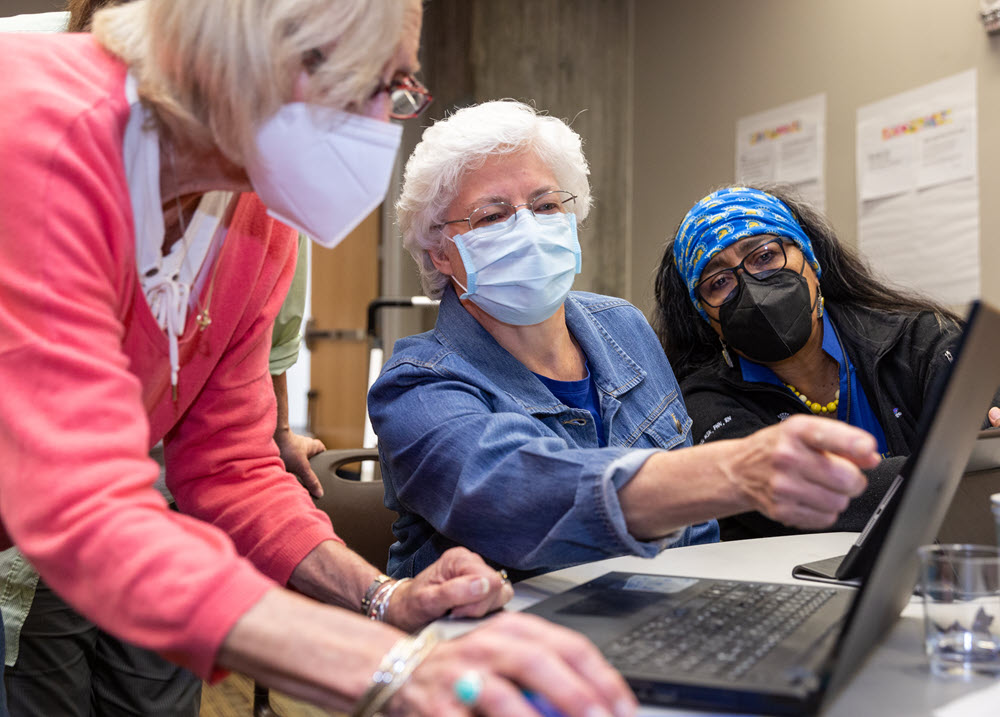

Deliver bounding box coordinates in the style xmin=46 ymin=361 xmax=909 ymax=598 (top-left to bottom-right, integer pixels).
xmin=786 ymin=415 xmax=879 ymax=469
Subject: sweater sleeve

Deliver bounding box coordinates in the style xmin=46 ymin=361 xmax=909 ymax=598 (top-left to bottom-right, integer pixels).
xmin=0 ymin=114 xmax=283 ymax=678
xmin=164 ymin=200 xmax=338 ymax=587
xmin=0 ymin=70 xmax=340 ymax=677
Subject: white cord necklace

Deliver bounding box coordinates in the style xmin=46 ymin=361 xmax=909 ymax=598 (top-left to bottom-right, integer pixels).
xmin=147 ymin=145 xmax=216 ymax=401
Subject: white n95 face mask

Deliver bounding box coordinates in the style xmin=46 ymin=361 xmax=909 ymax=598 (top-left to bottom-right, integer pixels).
xmin=246 ymin=103 xmax=403 ymax=249
xmin=450 ymin=211 xmax=582 ymax=326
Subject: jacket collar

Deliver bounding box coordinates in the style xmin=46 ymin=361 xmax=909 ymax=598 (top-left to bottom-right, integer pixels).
xmin=433 ymin=288 xmax=646 ymax=415
xmin=687 ymin=302 xmax=911 ymax=390
xmin=825 ymin=302 xmax=909 ymax=357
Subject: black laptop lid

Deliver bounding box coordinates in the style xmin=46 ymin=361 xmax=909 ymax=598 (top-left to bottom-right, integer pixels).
xmin=822 ymin=300 xmax=1000 ymax=702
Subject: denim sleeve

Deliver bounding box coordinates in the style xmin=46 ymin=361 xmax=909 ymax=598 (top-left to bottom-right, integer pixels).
xmin=369 ymin=363 xmax=681 ymax=573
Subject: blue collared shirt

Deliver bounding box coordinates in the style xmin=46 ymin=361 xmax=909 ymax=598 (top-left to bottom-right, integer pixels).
xmin=370 ymin=289 xmax=719 ymax=578
xmin=738 ymin=312 xmax=890 ymax=456
xmin=533 ymin=364 xmax=607 ymax=447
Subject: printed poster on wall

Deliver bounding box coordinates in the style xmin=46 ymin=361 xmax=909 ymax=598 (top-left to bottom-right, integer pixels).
xmin=856 ymin=69 xmax=978 ymax=307
xmin=735 ymin=93 xmax=826 ymax=211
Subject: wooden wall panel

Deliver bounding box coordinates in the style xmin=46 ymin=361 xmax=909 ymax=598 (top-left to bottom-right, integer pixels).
xmin=309 ymin=211 xmax=379 ymax=449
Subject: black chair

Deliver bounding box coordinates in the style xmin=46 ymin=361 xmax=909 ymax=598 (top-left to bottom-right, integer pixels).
xmin=253 ymin=449 xmax=397 ymax=717
xmin=308 ymin=448 xmax=398 ymax=568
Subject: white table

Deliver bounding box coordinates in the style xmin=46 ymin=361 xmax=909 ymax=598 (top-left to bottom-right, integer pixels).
xmin=439 ymin=533 xmax=998 ymax=715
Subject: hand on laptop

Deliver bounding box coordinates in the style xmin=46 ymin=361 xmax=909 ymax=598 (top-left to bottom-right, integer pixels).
xmin=383 ymin=547 xmax=515 ymax=631
xmin=392 ymin=612 xmax=637 ymax=717
xmin=729 ymin=415 xmax=879 ymax=530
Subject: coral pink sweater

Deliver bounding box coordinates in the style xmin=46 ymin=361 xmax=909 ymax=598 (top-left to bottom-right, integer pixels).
xmin=0 ymin=34 xmax=340 ymax=678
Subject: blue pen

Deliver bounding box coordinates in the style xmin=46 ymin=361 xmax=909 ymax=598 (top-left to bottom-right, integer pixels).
xmin=522 ymin=690 xmax=566 ymax=717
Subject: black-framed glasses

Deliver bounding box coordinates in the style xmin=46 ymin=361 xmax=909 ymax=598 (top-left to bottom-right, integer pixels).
xmin=696 ymin=237 xmax=789 ymax=307
xmin=435 ymin=190 xmax=577 ymax=234
xmin=374 ymin=73 xmax=434 ymax=120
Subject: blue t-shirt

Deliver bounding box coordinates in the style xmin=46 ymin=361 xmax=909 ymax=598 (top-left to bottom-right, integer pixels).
xmin=738 ymin=312 xmax=890 ymax=457
xmin=533 ymin=364 xmax=607 ymax=447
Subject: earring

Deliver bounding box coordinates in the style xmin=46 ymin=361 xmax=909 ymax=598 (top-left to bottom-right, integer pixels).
xmin=720 ymin=338 xmax=734 ymax=368
xmin=817 ymin=288 xmax=825 ymax=318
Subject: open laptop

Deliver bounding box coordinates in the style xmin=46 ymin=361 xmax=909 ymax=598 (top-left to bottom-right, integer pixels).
xmin=937 ymin=429 xmax=1000 ymax=546
xmin=527 ymin=300 xmax=1000 ymax=715
xmin=965 ymin=427 xmax=1000 ymax=472
xmin=794 ymin=411 xmax=1000 ymax=584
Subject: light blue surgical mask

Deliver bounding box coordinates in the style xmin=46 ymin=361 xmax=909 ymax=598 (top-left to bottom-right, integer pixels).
xmin=449 ymin=210 xmax=581 ymax=326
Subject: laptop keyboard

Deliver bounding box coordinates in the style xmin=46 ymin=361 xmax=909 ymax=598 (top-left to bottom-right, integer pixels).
xmin=603 ymin=581 xmax=839 ymax=680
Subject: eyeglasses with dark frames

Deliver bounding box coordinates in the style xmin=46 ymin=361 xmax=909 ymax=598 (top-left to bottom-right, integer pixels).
xmin=696 ymin=237 xmax=790 ymax=307
xmin=434 ymin=190 xmax=578 ymax=234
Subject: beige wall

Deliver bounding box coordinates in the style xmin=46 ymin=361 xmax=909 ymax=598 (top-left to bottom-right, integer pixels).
xmin=631 ymin=0 xmax=1000 ymax=315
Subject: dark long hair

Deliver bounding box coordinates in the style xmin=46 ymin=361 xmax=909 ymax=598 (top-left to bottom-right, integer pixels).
xmin=652 ymin=183 xmax=962 ymax=380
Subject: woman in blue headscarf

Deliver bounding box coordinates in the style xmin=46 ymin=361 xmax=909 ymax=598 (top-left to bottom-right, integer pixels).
xmin=654 ymin=184 xmax=1000 ymax=541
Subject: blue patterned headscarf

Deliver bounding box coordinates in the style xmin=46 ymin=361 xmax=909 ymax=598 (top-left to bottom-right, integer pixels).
xmin=673 ymin=187 xmax=821 ymax=321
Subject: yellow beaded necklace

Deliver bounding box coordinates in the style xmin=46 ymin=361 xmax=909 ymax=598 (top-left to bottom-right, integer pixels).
xmin=784 ymin=384 xmax=840 ymax=415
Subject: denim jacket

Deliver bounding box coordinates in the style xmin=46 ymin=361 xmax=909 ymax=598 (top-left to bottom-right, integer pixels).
xmin=369 ymin=289 xmax=719 ymax=578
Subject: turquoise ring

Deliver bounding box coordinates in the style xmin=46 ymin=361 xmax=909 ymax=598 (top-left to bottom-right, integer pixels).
xmin=453 ymin=669 xmax=484 ymax=706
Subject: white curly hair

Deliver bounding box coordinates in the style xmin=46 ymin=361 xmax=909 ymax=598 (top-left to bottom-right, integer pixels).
xmin=396 ymin=100 xmax=592 ymax=298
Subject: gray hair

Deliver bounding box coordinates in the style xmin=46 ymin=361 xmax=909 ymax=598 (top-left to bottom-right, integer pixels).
xmin=396 ymin=100 xmax=592 ymax=298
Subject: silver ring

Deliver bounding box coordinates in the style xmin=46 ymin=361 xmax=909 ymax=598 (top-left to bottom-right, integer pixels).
xmin=453 ymin=669 xmax=484 ymax=706
xmin=497 ymin=569 xmax=510 ymax=585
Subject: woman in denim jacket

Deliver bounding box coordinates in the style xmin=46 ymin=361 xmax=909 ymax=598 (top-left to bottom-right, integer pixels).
xmin=369 ymin=100 xmax=881 ymax=580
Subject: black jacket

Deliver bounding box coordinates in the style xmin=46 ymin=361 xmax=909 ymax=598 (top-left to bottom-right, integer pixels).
xmin=681 ymin=303 xmax=964 ymax=541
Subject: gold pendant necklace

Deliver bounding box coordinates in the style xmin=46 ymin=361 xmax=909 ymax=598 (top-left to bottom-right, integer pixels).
xmin=167 ymin=147 xmax=213 ymax=332
xmin=164 ymin=145 xmax=220 ymax=403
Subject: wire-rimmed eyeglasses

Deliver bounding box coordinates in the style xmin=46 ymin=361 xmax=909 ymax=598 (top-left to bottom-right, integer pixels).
xmin=696 ymin=237 xmax=789 ymax=307
xmin=435 ymin=190 xmax=577 ymax=234
xmin=302 ymin=49 xmax=433 ymax=120
xmin=375 ymin=73 xmax=433 ymax=120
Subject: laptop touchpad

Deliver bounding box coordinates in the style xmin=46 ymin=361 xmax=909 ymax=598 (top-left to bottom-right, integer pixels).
xmin=558 ymin=588 xmax=667 ymax=618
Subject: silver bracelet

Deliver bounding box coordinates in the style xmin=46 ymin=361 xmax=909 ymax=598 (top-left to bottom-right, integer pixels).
xmin=350 ymin=626 xmax=439 ymax=717
xmin=371 ymin=577 xmax=411 ymax=623
xmin=360 ymin=574 xmax=392 ymax=615
xmin=365 ymin=578 xmax=398 ymax=619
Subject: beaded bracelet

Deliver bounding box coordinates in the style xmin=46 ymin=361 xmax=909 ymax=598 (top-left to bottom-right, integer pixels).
xmin=369 ymin=577 xmax=411 ymax=622
xmin=350 ymin=626 xmax=439 ymax=717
